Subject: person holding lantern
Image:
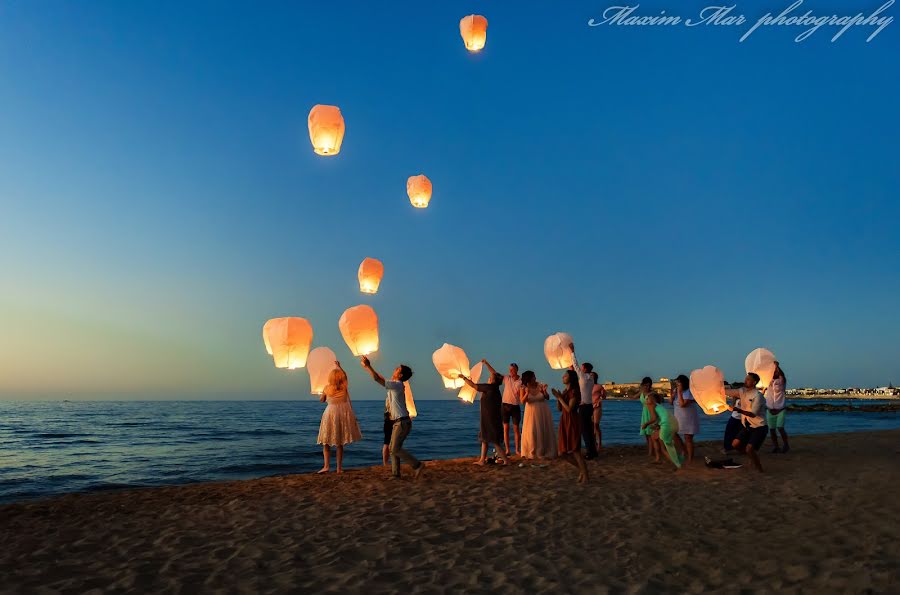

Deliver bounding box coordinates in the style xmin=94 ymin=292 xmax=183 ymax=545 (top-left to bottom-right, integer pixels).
xmin=766 ymin=361 xmax=790 ymax=453
xmin=725 ymin=372 xmax=768 ymax=472
xmin=483 ymin=360 xmax=522 ymax=457
xmin=552 ymin=370 xmax=589 ymax=483
xmin=316 ymin=361 xmax=363 ymax=474
xmin=459 ymin=371 xmax=509 ymax=465
xmin=567 ymin=343 xmax=599 ymax=460
xmin=360 ymin=356 xmax=425 ymax=480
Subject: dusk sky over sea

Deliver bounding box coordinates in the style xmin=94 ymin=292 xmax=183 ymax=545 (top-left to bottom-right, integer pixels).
xmin=1 ymin=1 xmax=898 ymax=399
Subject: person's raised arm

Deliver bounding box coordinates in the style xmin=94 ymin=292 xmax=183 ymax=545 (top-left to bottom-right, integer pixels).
xmin=677 ymin=385 xmax=687 ymax=408
xmin=481 ymin=359 xmax=497 ymax=377
xmin=568 ymin=342 xmax=579 ymax=371
xmin=459 ymin=375 xmax=476 ymax=389
xmin=360 ymin=356 xmax=386 ymax=387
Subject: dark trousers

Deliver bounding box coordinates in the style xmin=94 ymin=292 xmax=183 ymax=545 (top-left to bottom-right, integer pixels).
xmin=723 ymin=416 xmax=743 ymax=451
xmin=578 ymin=404 xmax=597 ymax=458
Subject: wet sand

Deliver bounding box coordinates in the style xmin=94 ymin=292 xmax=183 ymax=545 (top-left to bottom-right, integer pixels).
xmin=1 ymin=429 xmax=898 ymax=593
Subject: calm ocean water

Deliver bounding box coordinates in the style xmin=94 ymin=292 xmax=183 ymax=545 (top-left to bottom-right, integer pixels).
xmin=1 ymin=399 xmax=897 ymax=504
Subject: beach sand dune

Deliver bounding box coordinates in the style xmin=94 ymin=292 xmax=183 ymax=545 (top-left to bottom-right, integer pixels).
xmin=1 ymin=430 xmax=899 ymax=593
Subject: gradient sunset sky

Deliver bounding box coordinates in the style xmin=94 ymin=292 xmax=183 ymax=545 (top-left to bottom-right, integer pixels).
xmin=1 ymin=1 xmax=898 ymax=399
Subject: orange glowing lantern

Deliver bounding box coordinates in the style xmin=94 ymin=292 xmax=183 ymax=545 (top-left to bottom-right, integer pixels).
xmin=407 ymin=175 xmax=432 ymax=209
xmin=459 ymin=14 xmax=488 ymax=52
xmin=338 ymin=305 xmax=379 ymax=356
xmin=358 ymin=257 xmax=384 ymax=294
xmin=263 ymin=317 xmax=313 ymax=369
xmin=745 ymin=347 xmax=777 ymax=389
xmin=262 ymin=319 xmax=275 ymax=355
xmin=307 ymin=346 xmax=337 ymax=395
xmin=689 ymin=366 xmax=730 ymax=415
xmin=544 ymin=332 xmax=575 ymax=369
xmin=432 ymin=343 xmax=470 ymax=389
xmin=405 ymin=381 xmax=418 ymax=418
xmin=308 ymin=104 xmax=345 ymax=156
xmin=457 ymin=362 xmax=485 ymax=404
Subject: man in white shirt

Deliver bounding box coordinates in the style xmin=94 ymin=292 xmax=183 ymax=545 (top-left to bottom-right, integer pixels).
xmin=725 ymin=372 xmax=768 ymax=472
xmin=568 ymin=343 xmax=598 ymax=460
xmin=361 ymin=356 xmax=425 ymax=480
xmin=484 ymin=360 xmax=522 ymax=456
xmin=765 ymin=361 xmax=790 ymax=454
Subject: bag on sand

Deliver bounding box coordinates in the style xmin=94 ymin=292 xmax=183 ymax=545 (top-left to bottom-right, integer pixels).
xmin=704 ymin=456 xmax=742 ymax=469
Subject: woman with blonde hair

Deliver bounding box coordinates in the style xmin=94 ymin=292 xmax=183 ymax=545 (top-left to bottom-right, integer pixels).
xmin=317 ymin=361 xmax=363 ymax=474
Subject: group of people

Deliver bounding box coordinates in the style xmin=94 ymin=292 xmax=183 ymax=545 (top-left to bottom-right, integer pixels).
xmin=312 ymin=347 xmax=791 ymax=480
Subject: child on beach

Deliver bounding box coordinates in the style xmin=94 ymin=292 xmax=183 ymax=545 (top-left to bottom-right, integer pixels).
xmin=766 ymin=361 xmax=790 ymax=453
xmin=360 ymin=356 xmax=425 ymax=480
xmin=552 ymin=370 xmax=589 ymax=484
xmin=316 ymin=362 xmax=362 ymax=474
xmin=642 ymin=393 xmax=683 ymax=470
xmin=637 ymin=377 xmax=658 ymax=460
xmin=726 ymin=372 xmax=768 ymax=472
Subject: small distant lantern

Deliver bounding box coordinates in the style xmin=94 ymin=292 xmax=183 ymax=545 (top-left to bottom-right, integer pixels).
xmin=358 ymin=257 xmax=384 ymax=294
xmin=689 ymin=366 xmax=730 ymax=415
xmin=432 ymin=343 xmax=470 ymax=389
xmin=338 ymin=305 xmax=379 ymax=356
xmin=459 ymin=15 xmax=488 ymax=52
xmin=407 ymin=175 xmax=432 ymax=209
xmin=745 ymin=348 xmax=777 ymax=389
xmin=308 ymin=104 xmax=345 ymax=156
xmin=263 ymin=317 xmax=313 ymax=369
xmin=457 ymin=362 xmax=485 ymax=404
xmin=544 ymin=332 xmax=575 ymax=369
xmin=307 ymin=346 xmax=337 ymax=395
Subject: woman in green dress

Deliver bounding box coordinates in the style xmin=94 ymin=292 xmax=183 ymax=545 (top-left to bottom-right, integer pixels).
xmin=637 ymin=377 xmax=657 ymax=459
xmin=642 ymin=393 xmax=684 ymax=470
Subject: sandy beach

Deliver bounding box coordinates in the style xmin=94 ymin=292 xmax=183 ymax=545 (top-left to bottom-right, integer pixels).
xmin=1 ymin=429 xmax=898 ymax=593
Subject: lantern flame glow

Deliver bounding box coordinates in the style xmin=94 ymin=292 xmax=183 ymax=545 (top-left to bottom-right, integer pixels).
xmin=745 ymin=347 xmax=777 ymax=389
xmin=263 ymin=317 xmax=314 ymax=370
xmin=407 ymin=175 xmax=432 ymax=209
xmin=457 ymin=362 xmax=484 ymax=404
xmin=338 ymin=305 xmax=379 ymax=356
xmin=459 ymin=15 xmax=488 ymax=52
xmin=544 ymin=332 xmax=575 ymax=369
xmin=308 ymin=104 xmax=345 ymax=156
xmin=358 ymin=257 xmax=384 ymax=294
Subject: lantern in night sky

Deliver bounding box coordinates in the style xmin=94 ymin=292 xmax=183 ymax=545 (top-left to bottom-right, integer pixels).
xmin=544 ymin=332 xmax=575 ymax=369
xmin=407 ymin=175 xmax=432 ymax=209
xmin=432 ymin=343 xmax=470 ymax=389
xmin=338 ymin=305 xmax=379 ymax=356
xmin=263 ymin=317 xmax=313 ymax=369
xmin=459 ymin=15 xmax=488 ymax=52
xmin=307 ymin=346 xmax=337 ymax=395
xmin=358 ymin=257 xmax=384 ymax=294
xmin=308 ymin=104 xmax=345 ymax=156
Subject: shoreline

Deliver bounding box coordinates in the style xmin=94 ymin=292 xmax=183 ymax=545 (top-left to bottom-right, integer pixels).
xmin=2 ymin=429 xmax=898 ymax=592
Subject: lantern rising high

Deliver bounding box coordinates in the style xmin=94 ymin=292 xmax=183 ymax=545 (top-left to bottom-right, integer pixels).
xmin=307 ymin=346 xmax=338 ymax=395
xmin=338 ymin=305 xmax=379 ymax=356
xmin=407 ymin=175 xmax=432 ymax=209
xmin=263 ymin=317 xmax=314 ymax=369
xmin=358 ymin=257 xmax=384 ymax=294
xmin=544 ymin=332 xmax=575 ymax=369
xmin=689 ymin=365 xmax=730 ymax=415
xmin=432 ymin=343 xmax=470 ymax=389
xmin=745 ymin=347 xmax=777 ymax=389
xmin=307 ymin=104 xmax=345 ymax=156
xmin=459 ymin=14 xmax=488 ymax=52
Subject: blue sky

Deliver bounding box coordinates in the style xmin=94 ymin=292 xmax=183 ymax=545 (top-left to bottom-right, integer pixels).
xmin=1 ymin=1 xmax=898 ymax=399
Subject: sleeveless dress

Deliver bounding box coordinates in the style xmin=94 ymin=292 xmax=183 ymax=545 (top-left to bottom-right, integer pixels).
xmin=654 ymin=404 xmax=683 ymax=468
xmin=639 ymin=393 xmax=654 ymax=436
xmin=521 ymin=386 xmax=557 ymax=459
xmin=317 ymin=387 xmax=363 ymax=446
xmin=673 ymin=389 xmax=700 ymax=435
xmin=557 ymin=388 xmax=582 ymax=455
xmin=477 ymin=382 xmax=504 ymax=444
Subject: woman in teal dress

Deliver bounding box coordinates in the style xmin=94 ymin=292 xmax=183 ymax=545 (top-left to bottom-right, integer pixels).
xmin=642 ymin=393 xmax=684 ymax=470
xmin=637 ymin=377 xmax=657 ymax=459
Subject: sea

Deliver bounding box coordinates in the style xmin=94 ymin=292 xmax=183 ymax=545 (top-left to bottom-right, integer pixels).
xmin=1 ymin=399 xmax=898 ymax=504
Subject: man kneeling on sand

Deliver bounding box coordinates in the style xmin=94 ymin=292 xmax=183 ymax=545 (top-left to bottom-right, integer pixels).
xmin=361 ymin=356 xmax=425 ymax=480
xmin=725 ymin=372 xmax=768 ymax=473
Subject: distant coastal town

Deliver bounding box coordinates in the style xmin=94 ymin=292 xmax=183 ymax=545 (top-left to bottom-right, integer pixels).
xmin=601 ymin=380 xmax=899 ymax=399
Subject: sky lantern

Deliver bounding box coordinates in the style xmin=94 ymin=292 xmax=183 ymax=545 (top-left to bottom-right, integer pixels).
xmin=407 ymin=175 xmax=432 ymax=209
xmin=457 ymin=362 xmax=484 ymax=404
xmin=262 ymin=319 xmax=275 ymax=355
xmin=432 ymin=343 xmax=470 ymax=389
xmin=544 ymin=332 xmax=575 ymax=369
xmin=358 ymin=257 xmax=384 ymax=294
xmin=405 ymin=381 xmax=418 ymax=418
xmin=263 ymin=317 xmax=313 ymax=370
xmin=307 ymin=104 xmax=345 ymax=156
xmin=338 ymin=305 xmax=379 ymax=356
xmin=306 ymin=346 xmax=337 ymax=395
xmin=459 ymin=14 xmax=488 ymax=52
xmin=689 ymin=366 xmax=730 ymax=415
xmin=745 ymin=347 xmax=777 ymax=388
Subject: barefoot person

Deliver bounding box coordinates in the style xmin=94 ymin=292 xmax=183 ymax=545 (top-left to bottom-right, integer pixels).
xmin=568 ymin=343 xmax=598 ymax=460
xmin=316 ymin=362 xmax=363 ymax=474
xmin=360 ymin=356 xmax=424 ymax=480
xmin=552 ymin=370 xmax=589 ymax=483
xmin=726 ymin=372 xmax=768 ymax=473
xmin=459 ymin=371 xmax=509 ymax=466
xmin=483 ymin=360 xmax=522 ymax=457
xmin=642 ymin=393 xmax=683 ymax=470
xmin=766 ymin=361 xmax=790 ymax=454
xmin=519 ymin=371 xmax=557 ymax=460
xmin=590 ymin=371 xmax=605 ymax=452
xmin=671 ymin=374 xmax=699 ymax=464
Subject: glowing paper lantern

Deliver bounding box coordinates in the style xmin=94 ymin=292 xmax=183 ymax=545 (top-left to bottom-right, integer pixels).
xmin=307 ymin=346 xmax=338 ymax=395
xmin=262 ymin=319 xmax=275 ymax=355
xmin=457 ymin=362 xmax=484 ymax=404
xmin=544 ymin=332 xmax=575 ymax=369
xmin=432 ymin=343 xmax=470 ymax=389
xmin=407 ymin=175 xmax=432 ymax=209
xmin=338 ymin=305 xmax=379 ymax=356
xmin=308 ymin=104 xmax=345 ymax=156
xmin=689 ymin=366 xmax=730 ymax=415
xmin=459 ymin=14 xmax=488 ymax=52
xmin=745 ymin=347 xmax=777 ymax=389
xmin=405 ymin=381 xmax=418 ymax=418
xmin=263 ymin=317 xmax=313 ymax=370
xmin=358 ymin=257 xmax=384 ymax=294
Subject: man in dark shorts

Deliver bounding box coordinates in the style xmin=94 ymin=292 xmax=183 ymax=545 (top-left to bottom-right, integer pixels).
xmin=484 ymin=360 xmax=522 ymax=456
xmin=726 ymin=372 xmax=768 ymax=472
xmin=382 ymin=411 xmax=392 ymax=467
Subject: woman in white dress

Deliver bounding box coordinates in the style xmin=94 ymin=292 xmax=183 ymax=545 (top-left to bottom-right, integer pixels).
xmin=518 ymin=370 xmax=557 ymax=460
xmin=317 ymin=361 xmax=362 ymax=474
xmin=670 ymin=374 xmax=699 ymax=464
